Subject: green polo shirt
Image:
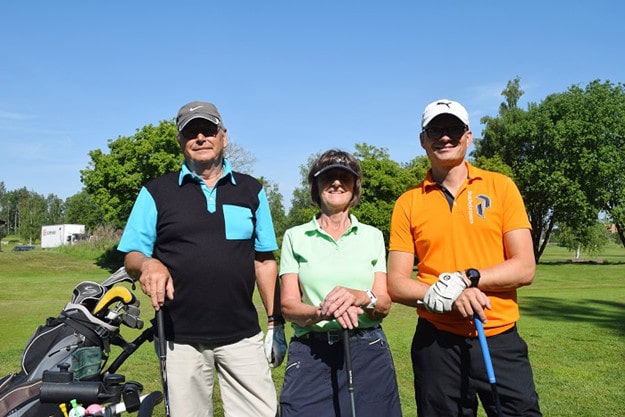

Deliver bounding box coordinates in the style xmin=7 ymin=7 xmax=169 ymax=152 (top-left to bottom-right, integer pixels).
xmin=279 ymin=214 xmax=387 ymax=337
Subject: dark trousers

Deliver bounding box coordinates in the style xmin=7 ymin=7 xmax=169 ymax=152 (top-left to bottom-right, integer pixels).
xmin=412 ymin=318 xmax=542 ymax=417
xmin=280 ymin=326 xmax=402 ymax=417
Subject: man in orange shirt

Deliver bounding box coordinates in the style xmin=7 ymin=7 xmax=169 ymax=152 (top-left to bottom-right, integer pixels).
xmin=388 ymin=99 xmax=542 ymax=416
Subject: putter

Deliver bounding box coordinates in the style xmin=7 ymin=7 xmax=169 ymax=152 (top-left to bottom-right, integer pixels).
xmin=342 ymin=328 xmax=357 ymax=417
xmin=475 ymin=317 xmax=503 ymax=417
xmin=157 ymin=308 xmax=171 ymax=417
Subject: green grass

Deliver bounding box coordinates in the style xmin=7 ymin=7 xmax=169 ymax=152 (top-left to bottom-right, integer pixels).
xmin=1 ymin=243 xmax=624 ymax=416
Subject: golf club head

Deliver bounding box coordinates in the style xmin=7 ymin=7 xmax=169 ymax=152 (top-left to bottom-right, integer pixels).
xmin=124 ymin=303 xmax=141 ymax=317
xmin=121 ymin=304 xmax=142 ymax=328
xmin=72 ymin=281 xmax=106 ymax=310
xmin=105 ymin=308 xmax=143 ymax=329
xmin=93 ymin=287 xmax=136 ymax=316
xmin=100 ymin=267 xmax=135 ymax=290
xmin=120 ymin=313 xmax=144 ymax=329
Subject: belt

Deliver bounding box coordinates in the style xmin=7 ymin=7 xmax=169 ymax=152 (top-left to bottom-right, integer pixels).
xmin=296 ymin=326 xmax=380 ymax=345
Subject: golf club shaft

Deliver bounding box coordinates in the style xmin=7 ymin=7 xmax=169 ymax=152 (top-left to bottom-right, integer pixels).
xmin=475 ymin=317 xmax=503 ymax=417
xmin=156 ymin=308 xmax=171 ymax=417
xmin=342 ymin=329 xmax=357 ymax=417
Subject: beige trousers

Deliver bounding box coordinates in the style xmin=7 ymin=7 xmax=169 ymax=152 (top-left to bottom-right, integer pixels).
xmin=163 ymin=332 xmax=277 ymax=417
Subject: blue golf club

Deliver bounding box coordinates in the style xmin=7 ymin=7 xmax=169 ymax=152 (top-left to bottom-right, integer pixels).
xmin=475 ymin=317 xmax=503 ymax=417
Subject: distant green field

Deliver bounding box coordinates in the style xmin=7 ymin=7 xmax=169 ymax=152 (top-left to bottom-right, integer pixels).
xmin=1 ymin=243 xmax=624 ymax=416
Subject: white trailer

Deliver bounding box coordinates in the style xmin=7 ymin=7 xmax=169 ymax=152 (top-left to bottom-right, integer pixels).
xmin=41 ymin=224 xmax=86 ymax=248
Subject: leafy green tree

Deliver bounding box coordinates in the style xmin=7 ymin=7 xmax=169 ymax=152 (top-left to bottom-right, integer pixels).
xmin=0 ymin=182 xmax=67 ymax=242
xmin=15 ymin=189 xmax=46 ymax=243
xmin=285 ymin=153 xmax=320 ymax=228
xmin=44 ymin=194 xmax=65 ymax=225
xmin=554 ymin=221 xmax=610 ymax=259
xmin=610 ymin=206 xmax=625 ymax=246
xmin=475 ymin=76 xmax=528 ymax=165
xmin=352 ymin=143 xmax=420 ymax=242
xmin=259 ymin=177 xmax=288 ymax=245
xmin=580 ymin=80 xmax=625 ymax=247
xmin=0 ymin=186 xmax=64 ymax=242
xmin=473 ymin=78 xmax=625 ymax=260
xmin=0 ymin=182 xmax=7 ymax=248
xmin=535 ymin=80 xmax=625 ymax=249
xmin=65 ymin=190 xmax=106 ymax=231
xmin=402 ymin=155 xmax=431 ymax=182
xmin=81 ymin=120 xmax=182 ymax=229
xmin=472 ymin=155 xmax=514 ymax=178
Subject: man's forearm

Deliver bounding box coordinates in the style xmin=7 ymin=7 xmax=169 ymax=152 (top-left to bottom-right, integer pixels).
xmin=255 ymin=255 xmax=279 ymax=316
xmin=124 ymin=251 xmax=150 ymax=280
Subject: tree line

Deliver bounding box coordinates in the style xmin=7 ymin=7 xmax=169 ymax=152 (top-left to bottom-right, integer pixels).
xmin=2 ymin=79 xmax=623 ymax=262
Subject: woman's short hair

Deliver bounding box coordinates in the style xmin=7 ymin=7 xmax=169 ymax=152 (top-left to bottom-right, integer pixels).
xmin=308 ymin=149 xmax=362 ymax=208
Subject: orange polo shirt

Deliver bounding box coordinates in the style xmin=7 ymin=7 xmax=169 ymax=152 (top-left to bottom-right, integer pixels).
xmin=389 ymin=162 xmax=531 ymax=337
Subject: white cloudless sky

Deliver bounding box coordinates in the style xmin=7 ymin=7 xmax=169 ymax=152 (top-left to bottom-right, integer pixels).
xmin=2 ymin=1 xmax=624 ymax=209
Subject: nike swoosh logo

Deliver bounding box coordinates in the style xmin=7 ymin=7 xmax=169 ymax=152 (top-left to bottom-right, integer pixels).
xmin=189 ymin=106 xmax=203 ymax=111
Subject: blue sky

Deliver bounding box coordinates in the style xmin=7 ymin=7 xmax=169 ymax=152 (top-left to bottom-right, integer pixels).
xmin=2 ymin=1 xmax=624 ymax=209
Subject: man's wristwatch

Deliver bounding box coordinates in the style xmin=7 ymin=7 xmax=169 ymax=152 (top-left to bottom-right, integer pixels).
xmin=465 ymin=268 xmax=481 ymax=288
xmin=364 ymin=289 xmax=377 ymax=309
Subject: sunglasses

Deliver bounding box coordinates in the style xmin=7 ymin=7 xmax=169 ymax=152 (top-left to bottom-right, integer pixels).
xmin=318 ymin=170 xmax=355 ymax=183
xmin=181 ymin=123 xmax=220 ymax=140
xmin=424 ymin=125 xmax=468 ymax=140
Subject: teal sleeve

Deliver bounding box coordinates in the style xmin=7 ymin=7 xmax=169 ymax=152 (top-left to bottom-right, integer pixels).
xmin=253 ymin=187 xmax=278 ymax=252
xmin=117 ymin=187 xmax=157 ymax=257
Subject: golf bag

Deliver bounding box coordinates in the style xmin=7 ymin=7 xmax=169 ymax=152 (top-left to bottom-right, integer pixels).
xmin=0 ymin=267 xmax=159 ymax=417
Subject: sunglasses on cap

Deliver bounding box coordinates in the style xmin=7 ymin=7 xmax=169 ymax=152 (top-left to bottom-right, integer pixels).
xmin=423 ymin=125 xmax=468 ymax=140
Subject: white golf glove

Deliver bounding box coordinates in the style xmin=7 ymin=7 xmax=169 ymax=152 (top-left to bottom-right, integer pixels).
xmin=423 ymin=271 xmax=467 ymax=314
xmin=264 ymin=323 xmax=287 ymax=368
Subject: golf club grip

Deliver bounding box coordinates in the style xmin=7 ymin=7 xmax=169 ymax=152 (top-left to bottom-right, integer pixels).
xmin=156 ymin=308 xmax=171 ymax=417
xmin=474 ymin=318 xmax=497 ymax=384
xmin=157 ymin=309 xmax=167 ymax=360
xmin=342 ymin=329 xmax=355 ymax=392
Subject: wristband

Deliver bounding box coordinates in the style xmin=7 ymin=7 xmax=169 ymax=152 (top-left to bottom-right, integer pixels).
xmin=267 ymin=315 xmax=285 ymax=324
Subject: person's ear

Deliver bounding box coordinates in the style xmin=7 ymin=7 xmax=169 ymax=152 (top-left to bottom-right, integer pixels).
xmin=221 ymin=128 xmax=228 ymax=148
xmin=419 ymin=132 xmax=426 ymax=148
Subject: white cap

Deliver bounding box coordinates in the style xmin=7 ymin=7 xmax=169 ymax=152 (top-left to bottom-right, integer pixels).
xmin=421 ymin=99 xmax=470 ymax=128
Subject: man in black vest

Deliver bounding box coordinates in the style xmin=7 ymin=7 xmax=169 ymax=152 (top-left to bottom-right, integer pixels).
xmin=119 ymin=101 xmax=286 ymax=417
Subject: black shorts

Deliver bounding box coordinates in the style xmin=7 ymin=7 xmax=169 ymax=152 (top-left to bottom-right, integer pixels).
xmin=411 ymin=318 xmax=542 ymax=417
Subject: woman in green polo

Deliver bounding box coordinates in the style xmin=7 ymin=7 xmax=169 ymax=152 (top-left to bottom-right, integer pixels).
xmin=278 ymin=149 xmax=402 ymax=417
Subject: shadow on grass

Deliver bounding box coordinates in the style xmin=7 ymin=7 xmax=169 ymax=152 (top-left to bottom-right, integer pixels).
xmin=96 ymin=245 xmax=125 ymax=272
xmin=521 ymin=297 xmax=625 ymax=337
xmin=538 ymin=260 xmax=625 ymax=265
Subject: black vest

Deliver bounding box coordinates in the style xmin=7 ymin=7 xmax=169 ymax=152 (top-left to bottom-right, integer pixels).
xmin=147 ymin=171 xmax=263 ymax=345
